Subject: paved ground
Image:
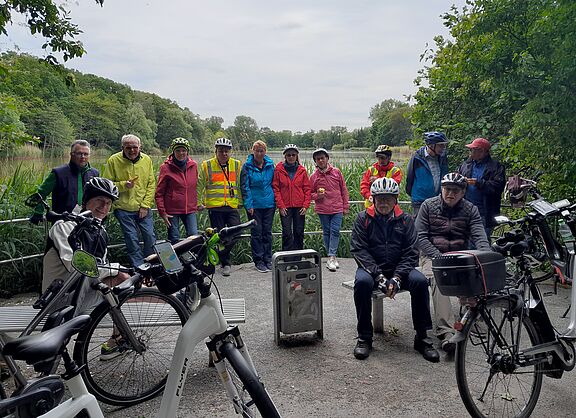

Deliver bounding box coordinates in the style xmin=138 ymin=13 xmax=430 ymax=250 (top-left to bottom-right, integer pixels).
xmin=3 ymin=258 xmax=575 ymax=417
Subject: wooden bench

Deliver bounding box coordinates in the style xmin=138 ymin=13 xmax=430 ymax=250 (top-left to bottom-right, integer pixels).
xmin=0 ymin=298 xmax=246 ymax=334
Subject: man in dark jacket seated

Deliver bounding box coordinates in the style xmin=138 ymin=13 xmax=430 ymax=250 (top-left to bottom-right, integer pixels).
xmin=351 ymin=178 xmax=439 ymax=362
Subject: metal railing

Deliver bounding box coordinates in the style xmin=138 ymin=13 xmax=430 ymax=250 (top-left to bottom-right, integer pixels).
xmin=0 ymin=200 xmax=413 ymax=265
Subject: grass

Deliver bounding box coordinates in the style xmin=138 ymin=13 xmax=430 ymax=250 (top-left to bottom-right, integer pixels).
xmin=0 ymin=151 xmax=413 ymax=296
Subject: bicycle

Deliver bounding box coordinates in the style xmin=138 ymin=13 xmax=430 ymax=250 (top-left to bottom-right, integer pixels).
xmin=433 ymin=197 xmax=576 ymax=417
xmin=1 ymin=195 xmax=189 ymax=407
xmin=73 ymin=219 xmax=281 ymax=417
xmin=0 ymin=315 xmax=105 ymax=418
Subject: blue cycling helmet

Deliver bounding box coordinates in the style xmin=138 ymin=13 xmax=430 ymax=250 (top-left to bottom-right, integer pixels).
xmin=424 ymin=131 xmax=448 ymax=145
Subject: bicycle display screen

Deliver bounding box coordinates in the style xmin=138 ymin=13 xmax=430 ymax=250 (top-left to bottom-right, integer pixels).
xmin=154 ymin=241 xmax=183 ymax=274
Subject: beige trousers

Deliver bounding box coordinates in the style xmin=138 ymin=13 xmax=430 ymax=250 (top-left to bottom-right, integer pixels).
xmin=420 ymin=256 xmax=456 ymax=339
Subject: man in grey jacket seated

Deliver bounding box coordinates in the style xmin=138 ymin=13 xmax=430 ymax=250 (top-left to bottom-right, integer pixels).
xmin=415 ymin=172 xmax=490 ymax=354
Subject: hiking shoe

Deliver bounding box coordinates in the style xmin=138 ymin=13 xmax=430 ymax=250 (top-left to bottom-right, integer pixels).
xmin=353 ymin=339 xmax=372 ymax=360
xmin=100 ymin=341 xmax=128 ymax=361
xmin=222 ymin=265 xmax=231 ymax=277
xmin=414 ymin=337 xmax=440 ymax=363
xmin=265 ymin=261 xmax=272 ymax=271
xmin=326 ymin=257 xmax=337 ymax=272
xmin=255 ymin=262 xmax=268 ymax=273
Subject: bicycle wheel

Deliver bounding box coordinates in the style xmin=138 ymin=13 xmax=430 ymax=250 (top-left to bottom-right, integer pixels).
xmin=219 ymin=342 xmax=280 ymax=418
xmin=455 ymin=306 xmax=544 ymax=418
xmin=73 ymin=288 xmax=188 ymax=406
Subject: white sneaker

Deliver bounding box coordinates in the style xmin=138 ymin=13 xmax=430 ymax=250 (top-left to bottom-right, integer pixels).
xmin=334 ymin=258 xmax=340 ymax=269
xmin=326 ymin=257 xmax=337 ymax=272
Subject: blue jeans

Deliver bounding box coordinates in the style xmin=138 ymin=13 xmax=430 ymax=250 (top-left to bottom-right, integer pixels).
xmin=114 ymin=209 xmax=157 ymax=268
xmin=318 ymin=213 xmax=343 ymax=257
xmin=247 ymin=208 xmax=275 ymax=264
xmin=167 ymin=213 xmax=198 ymax=244
xmin=353 ymin=268 xmax=432 ymax=341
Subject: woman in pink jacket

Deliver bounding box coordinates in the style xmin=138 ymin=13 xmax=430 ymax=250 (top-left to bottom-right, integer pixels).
xmin=309 ymin=148 xmax=349 ymax=271
xmin=155 ymin=138 xmax=199 ymax=243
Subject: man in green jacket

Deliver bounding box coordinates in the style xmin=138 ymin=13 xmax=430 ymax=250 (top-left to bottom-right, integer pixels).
xmin=103 ymin=134 xmax=157 ymax=267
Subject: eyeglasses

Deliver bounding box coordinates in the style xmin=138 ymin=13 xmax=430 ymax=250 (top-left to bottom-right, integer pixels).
xmin=72 ymin=152 xmax=90 ymax=157
xmin=123 ymin=146 xmax=139 ymax=150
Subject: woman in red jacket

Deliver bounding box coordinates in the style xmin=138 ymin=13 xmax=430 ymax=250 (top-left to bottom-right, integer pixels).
xmin=272 ymin=144 xmax=311 ymax=253
xmin=155 ymin=138 xmax=199 ymax=243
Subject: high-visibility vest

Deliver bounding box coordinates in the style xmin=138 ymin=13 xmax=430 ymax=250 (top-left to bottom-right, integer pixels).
xmin=364 ymin=166 xmax=401 ymax=208
xmin=202 ymin=158 xmax=242 ymax=209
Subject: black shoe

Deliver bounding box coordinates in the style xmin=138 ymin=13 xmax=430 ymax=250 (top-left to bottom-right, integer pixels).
xmin=414 ymin=337 xmax=440 ymax=363
xmin=353 ymin=339 xmax=372 ymax=360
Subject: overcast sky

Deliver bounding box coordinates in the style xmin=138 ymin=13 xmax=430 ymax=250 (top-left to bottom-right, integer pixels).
xmin=3 ymin=0 xmax=466 ymax=132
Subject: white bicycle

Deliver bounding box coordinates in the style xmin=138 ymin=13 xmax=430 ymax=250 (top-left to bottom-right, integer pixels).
xmin=72 ymin=220 xmax=281 ymax=417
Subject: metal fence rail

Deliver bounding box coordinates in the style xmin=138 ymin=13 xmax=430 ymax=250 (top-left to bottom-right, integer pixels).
xmin=0 ymin=200 xmax=414 ymax=266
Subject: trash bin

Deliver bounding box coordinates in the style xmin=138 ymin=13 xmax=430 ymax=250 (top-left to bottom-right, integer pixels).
xmin=272 ymin=249 xmax=323 ymax=345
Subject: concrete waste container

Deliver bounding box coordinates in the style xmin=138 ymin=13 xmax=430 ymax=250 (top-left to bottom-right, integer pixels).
xmin=271 ymin=249 xmax=323 ymax=345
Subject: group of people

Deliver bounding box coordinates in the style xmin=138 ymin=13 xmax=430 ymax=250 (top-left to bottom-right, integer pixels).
xmin=31 ymin=130 xmax=506 ymax=363
xmin=351 ymin=131 xmax=505 ymax=362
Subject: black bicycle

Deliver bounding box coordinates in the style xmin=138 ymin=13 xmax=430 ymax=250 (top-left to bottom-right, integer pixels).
xmin=433 ymin=197 xmax=576 ymax=418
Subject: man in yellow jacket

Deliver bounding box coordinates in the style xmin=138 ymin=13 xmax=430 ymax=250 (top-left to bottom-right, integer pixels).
xmin=103 ymin=134 xmax=157 ymax=267
xmin=198 ymin=137 xmax=242 ymax=276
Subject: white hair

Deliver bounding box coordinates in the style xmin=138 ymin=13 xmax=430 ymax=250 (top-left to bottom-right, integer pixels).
xmin=121 ymin=134 xmax=141 ymax=146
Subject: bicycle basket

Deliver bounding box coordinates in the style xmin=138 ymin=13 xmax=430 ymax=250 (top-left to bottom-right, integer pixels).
xmin=432 ymin=250 xmax=506 ymax=296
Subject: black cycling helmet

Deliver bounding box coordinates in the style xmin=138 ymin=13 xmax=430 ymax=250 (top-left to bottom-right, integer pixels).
xmin=82 ymin=177 xmax=119 ymax=206
xmin=424 ymin=131 xmax=448 ymax=145
xmin=441 ymin=172 xmax=467 ymax=189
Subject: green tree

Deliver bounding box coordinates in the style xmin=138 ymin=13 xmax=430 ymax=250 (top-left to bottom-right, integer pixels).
xmin=122 ymin=102 xmax=158 ymax=151
xmin=412 ymin=0 xmax=576 ymax=196
xmin=228 ymin=116 xmax=259 ymax=151
xmin=369 ymin=99 xmax=412 ymax=147
xmin=0 ymin=93 xmax=30 ymax=156
xmin=156 ymin=107 xmax=192 ymax=149
xmin=26 ymin=104 xmax=74 ymax=154
xmin=73 ymin=91 xmax=124 ymax=148
xmin=0 ymin=1 xmax=104 ymax=64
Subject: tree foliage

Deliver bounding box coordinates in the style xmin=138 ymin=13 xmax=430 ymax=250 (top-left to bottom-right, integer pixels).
xmin=412 ymin=0 xmax=576 ymax=197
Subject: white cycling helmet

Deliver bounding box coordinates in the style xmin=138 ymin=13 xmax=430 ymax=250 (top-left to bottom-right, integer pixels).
xmin=214 ymin=137 xmax=232 ymax=148
xmin=441 ymin=172 xmax=467 ymax=189
xmin=283 ymin=144 xmax=299 ymax=154
xmin=370 ymin=177 xmax=400 ymax=196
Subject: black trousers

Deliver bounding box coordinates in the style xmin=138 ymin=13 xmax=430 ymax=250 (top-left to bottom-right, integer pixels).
xmin=208 ymin=207 xmax=241 ymax=266
xmin=280 ymin=207 xmax=305 ymax=252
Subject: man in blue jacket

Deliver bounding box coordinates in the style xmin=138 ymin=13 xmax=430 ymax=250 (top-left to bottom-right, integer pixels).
xmin=240 ymin=140 xmax=276 ymax=273
xmin=405 ymin=132 xmax=449 ymax=217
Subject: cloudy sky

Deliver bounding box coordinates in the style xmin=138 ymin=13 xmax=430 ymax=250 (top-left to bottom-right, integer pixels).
xmin=3 ymin=0 xmax=466 ymax=132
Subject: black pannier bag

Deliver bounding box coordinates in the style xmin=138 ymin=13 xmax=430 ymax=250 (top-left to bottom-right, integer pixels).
xmin=432 ymin=250 xmax=506 ymax=297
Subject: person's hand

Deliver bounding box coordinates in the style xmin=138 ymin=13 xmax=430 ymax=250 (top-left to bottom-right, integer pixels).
xmin=378 ymin=276 xmax=401 ymax=299
xmin=299 ymin=207 xmax=307 ymax=216
xmin=161 ymin=214 xmax=173 ymax=226
xmin=316 ymin=188 xmax=326 ymax=199
xmin=247 ymin=208 xmax=254 ymax=216
xmin=466 ymin=178 xmax=477 ymax=186
xmin=279 ymin=207 xmax=288 ymax=217
xmin=29 ymin=213 xmax=45 ymax=225
xmin=138 ymin=207 xmax=149 ymax=218
xmin=126 ymin=176 xmax=138 ymax=189
xmin=197 ymin=204 xmax=205 ymax=212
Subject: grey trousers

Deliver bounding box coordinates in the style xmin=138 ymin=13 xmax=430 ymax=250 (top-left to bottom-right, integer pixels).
xmin=420 ymin=256 xmax=456 ymax=339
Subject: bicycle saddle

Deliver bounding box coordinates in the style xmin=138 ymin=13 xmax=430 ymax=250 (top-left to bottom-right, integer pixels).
xmin=2 ymin=315 xmax=90 ymax=364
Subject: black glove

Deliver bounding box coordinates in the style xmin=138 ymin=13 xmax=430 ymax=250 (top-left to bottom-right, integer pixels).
xmin=378 ymin=276 xmax=401 ymax=298
xmin=28 ymin=213 xmax=45 ymax=225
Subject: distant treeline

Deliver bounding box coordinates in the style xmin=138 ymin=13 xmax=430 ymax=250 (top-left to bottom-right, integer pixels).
xmin=0 ymin=52 xmax=413 ymax=157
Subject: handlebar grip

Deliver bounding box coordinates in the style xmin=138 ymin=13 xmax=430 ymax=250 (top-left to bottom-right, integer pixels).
xmin=219 ymin=219 xmax=256 ymax=240
xmin=46 ymin=211 xmax=65 ymax=223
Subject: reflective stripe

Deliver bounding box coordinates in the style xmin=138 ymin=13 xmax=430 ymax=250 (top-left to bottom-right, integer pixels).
xmin=364 ymin=166 xmax=400 ymax=207
xmin=203 ymin=159 xmax=241 ymax=208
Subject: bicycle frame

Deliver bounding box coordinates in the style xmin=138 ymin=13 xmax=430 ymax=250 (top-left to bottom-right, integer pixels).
xmin=38 ymin=373 xmax=103 ymax=418
xmin=157 ymin=292 xmax=237 ymax=417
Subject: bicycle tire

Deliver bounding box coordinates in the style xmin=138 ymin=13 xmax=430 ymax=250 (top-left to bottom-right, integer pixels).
xmin=73 ymin=288 xmax=188 ymax=406
xmin=455 ymin=306 xmax=544 ymax=418
xmin=219 ymin=342 xmax=280 ymax=418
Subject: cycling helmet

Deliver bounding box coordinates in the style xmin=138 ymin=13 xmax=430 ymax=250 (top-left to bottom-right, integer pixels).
xmin=170 ymin=137 xmax=190 ymax=152
xmin=312 ymin=148 xmax=329 ymax=160
xmin=424 ymin=131 xmax=448 ymax=145
xmin=82 ymin=177 xmax=119 ymax=205
xmin=214 ymin=137 xmax=232 ymax=148
xmin=374 ymin=144 xmax=392 ymax=155
xmin=441 ymin=172 xmax=467 ymax=189
xmin=283 ymin=144 xmax=299 ymax=154
xmin=370 ymin=177 xmax=400 ymax=196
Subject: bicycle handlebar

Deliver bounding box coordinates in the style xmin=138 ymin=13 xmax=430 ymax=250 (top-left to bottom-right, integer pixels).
xmin=219 ymin=219 xmax=256 ymax=241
